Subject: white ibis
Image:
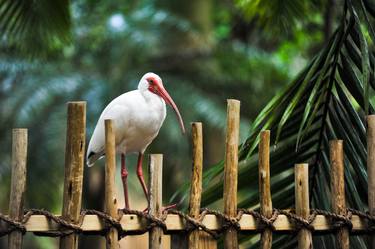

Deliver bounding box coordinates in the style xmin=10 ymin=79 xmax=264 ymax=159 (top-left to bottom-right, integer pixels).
xmin=86 ymin=72 xmax=185 ymax=209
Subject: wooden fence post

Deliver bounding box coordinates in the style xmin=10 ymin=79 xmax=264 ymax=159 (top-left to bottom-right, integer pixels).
xmin=149 ymin=154 xmax=163 ymax=249
xmin=367 ymin=115 xmax=375 ymax=249
xmin=223 ymin=99 xmax=240 ymax=249
xmin=188 ymin=122 xmax=217 ymax=249
xmin=330 ymin=140 xmax=349 ymax=249
xmin=295 ymin=164 xmax=312 ymax=249
xmin=104 ymin=120 xmax=119 ymax=249
xmin=188 ymin=122 xmax=203 ymax=249
xmin=8 ymin=129 xmax=28 ymax=249
xmin=59 ymin=101 xmax=86 ymax=249
xmin=171 ymin=122 xmax=206 ymax=249
xmin=259 ymin=130 xmax=272 ymax=249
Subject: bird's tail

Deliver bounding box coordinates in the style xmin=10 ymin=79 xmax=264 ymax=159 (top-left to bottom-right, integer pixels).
xmin=86 ymin=151 xmax=104 ymax=167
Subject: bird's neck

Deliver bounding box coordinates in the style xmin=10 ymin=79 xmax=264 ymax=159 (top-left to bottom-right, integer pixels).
xmin=140 ymin=89 xmax=165 ymax=106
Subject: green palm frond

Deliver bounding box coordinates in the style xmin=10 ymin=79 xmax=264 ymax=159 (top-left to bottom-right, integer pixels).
xmin=0 ymin=0 xmax=71 ymax=55
xmin=195 ymin=1 xmax=375 ymax=248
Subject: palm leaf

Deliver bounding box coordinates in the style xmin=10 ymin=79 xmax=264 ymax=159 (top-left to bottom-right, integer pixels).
xmin=0 ymin=0 xmax=71 ymax=55
xmin=185 ymin=1 xmax=375 ymax=248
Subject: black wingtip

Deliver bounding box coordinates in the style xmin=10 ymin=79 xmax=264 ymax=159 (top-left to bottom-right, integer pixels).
xmin=88 ymin=151 xmax=96 ymax=159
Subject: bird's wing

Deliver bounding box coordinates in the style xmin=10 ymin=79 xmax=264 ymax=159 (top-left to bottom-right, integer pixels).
xmin=86 ymin=91 xmax=139 ymax=166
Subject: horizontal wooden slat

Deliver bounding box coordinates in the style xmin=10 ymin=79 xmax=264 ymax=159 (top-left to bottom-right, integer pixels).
xmin=15 ymin=214 xmax=368 ymax=232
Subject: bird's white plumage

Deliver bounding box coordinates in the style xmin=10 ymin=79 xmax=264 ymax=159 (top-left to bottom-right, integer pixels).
xmin=87 ymin=73 xmax=167 ymax=166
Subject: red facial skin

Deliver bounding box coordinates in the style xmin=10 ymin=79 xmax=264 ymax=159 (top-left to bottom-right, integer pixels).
xmin=147 ymin=77 xmax=185 ymax=133
xmin=147 ymin=77 xmax=159 ymax=94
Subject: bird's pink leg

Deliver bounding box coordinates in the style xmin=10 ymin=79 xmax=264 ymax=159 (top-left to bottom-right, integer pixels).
xmin=136 ymin=153 xmax=149 ymax=202
xmin=137 ymin=153 xmax=177 ymax=212
xmin=121 ymin=153 xmax=130 ymax=209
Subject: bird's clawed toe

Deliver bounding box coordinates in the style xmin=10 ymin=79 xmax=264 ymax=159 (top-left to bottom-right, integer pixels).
xmin=142 ymin=203 xmax=178 ymax=214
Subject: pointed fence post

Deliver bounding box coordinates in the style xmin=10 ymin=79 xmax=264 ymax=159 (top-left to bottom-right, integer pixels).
xmin=60 ymin=101 xmax=86 ymax=249
xmin=149 ymin=154 xmax=163 ymax=249
xmin=368 ymin=115 xmax=375 ymax=249
xmin=259 ymin=130 xmax=272 ymax=249
xmin=223 ymin=99 xmax=240 ymax=249
xmin=295 ymin=164 xmax=312 ymax=249
xmin=8 ymin=129 xmax=28 ymax=249
xmin=104 ymin=120 xmax=119 ymax=249
xmin=330 ymin=140 xmax=349 ymax=249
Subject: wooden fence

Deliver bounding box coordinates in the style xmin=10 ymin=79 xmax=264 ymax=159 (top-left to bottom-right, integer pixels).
xmin=1 ymin=99 xmax=375 ymax=249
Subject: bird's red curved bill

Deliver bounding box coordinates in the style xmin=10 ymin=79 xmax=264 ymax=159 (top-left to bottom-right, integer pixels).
xmin=157 ymin=85 xmax=185 ymax=134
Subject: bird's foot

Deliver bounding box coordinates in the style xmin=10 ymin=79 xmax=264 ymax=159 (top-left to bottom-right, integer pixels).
xmin=142 ymin=203 xmax=178 ymax=213
xmin=162 ymin=203 xmax=178 ymax=211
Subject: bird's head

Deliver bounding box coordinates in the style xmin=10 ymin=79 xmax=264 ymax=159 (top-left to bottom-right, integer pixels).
xmin=139 ymin=72 xmax=185 ymax=134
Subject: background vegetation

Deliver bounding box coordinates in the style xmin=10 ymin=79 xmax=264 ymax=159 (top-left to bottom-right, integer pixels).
xmin=0 ymin=0 xmax=374 ymax=248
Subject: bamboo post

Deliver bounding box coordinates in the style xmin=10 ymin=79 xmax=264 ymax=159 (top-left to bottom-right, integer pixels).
xmin=104 ymin=120 xmax=119 ymax=249
xmin=367 ymin=115 xmax=375 ymax=249
xmin=295 ymin=164 xmax=312 ymax=249
xmin=223 ymin=99 xmax=240 ymax=249
xmin=188 ymin=122 xmax=217 ymax=249
xmin=59 ymin=101 xmax=86 ymax=249
xmin=259 ymin=130 xmax=272 ymax=249
xmin=172 ymin=122 xmax=206 ymax=249
xmin=149 ymin=154 xmax=163 ymax=249
xmin=330 ymin=140 xmax=349 ymax=249
xmin=8 ymin=129 xmax=28 ymax=249
xmin=188 ymin=122 xmax=203 ymax=249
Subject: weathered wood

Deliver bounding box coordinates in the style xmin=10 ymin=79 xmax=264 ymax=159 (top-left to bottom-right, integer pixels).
xmin=149 ymin=154 xmax=163 ymax=249
xmin=104 ymin=120 xmax=119 ymax=249
xmin=8 ymin=129 xmax=28 ymax=249
xmin=171 ymin=123 xmax=204 ymax=249
xmin=259 ymin=130 xmax=272 ymax=249
xmin=330 ymin=140 xmax=349 ymax=249
xmin=60 ymin=101 xmax=86 ymax=249
xmin=21 ymin=213 xmax=369 ymax=232
xmin=295 ymin=164 xmax=312 ymax=249
xmin=223 ymin=99 xmax=240 ymax=249
xmin=188 ymin=122 xmax=203 ymax=249
xmin=188 ymin=122 xmax=217 ymax=249
xmin=367 ymin=115 xmax=375 ymax=249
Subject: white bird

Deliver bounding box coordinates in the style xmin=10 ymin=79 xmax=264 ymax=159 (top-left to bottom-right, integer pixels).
xmin=86 ymin=72 xmax=185 ymax=209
